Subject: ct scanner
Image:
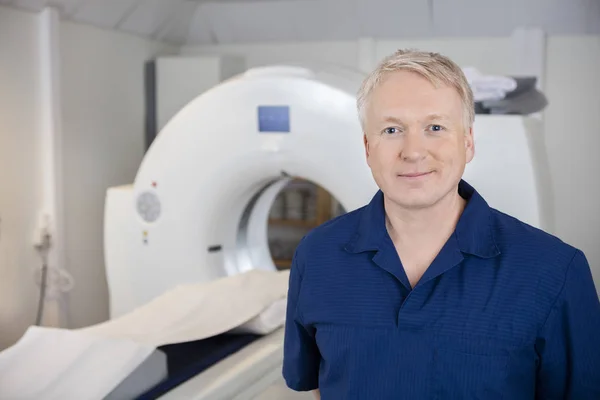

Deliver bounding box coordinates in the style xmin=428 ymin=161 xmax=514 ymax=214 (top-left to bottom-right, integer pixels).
xmin=103 ymin=65 xmax=554 ymax=399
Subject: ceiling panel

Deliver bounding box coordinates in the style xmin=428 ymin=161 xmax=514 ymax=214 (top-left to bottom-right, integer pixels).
xmin=186 ymin=3 xmax=217 ymax=44
xmin=199 ymin=0 xmax=331 ymax=43
xmin=298 ymin=0 xmax=359 ymax=41
xmin=431 ymin=0 xmax=516 ymax=37
xmin=191 ymin=0 xmax=432 ymax=44
xmin=2 ymin=0 xmax=599 ymax=45
xmin=356 ymin=0 xmax=431 ymax=39
xmin=47 ymin=0 xmax=87 ymax=15
xmin=433 ymin=0 xmax=600 ymax=37
xmin=541 ymin=0 xmax=600 ymax=35
xmin=69 ymin=0 xmax=142 ymax=29
xmin=119 ymin=0 xmax=187 ymax=37
xmin=151 ymin=0 xmax=199 ymax=43
xmin=5 ymin=0 xmax=46 ymax=11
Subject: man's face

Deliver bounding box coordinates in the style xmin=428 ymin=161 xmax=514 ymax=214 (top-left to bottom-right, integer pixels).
xmin=363 ymin=70 xmax=474 ymax=210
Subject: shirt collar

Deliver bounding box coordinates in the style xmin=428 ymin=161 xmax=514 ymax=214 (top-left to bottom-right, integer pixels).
xmin=344 ymin=179 xmax=501 ymax=259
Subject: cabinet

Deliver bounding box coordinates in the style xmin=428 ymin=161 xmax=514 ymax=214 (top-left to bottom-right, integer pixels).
xmin=268 ymin=179 xmax=344 ymax=269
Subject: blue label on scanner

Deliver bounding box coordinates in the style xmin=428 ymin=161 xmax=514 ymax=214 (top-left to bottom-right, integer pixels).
xmin=258 ymin=106 xmax=290 ymax=133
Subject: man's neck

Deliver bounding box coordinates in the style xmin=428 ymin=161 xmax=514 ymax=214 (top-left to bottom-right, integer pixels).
xmin=384 ymin=189 xmax=466 ymax=248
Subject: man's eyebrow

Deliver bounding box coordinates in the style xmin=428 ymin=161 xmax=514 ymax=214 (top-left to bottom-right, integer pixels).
xmin=380 ymin=114 xmax=451 ymax=124
xmin=425 ymin=113 xmax=451 ymax=121
xmin=381 ymin=116 xmax=405 ymax=124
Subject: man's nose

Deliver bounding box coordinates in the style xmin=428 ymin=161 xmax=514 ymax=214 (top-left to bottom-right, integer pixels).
xmin=400 ymin=130 xmax=427 ymax=162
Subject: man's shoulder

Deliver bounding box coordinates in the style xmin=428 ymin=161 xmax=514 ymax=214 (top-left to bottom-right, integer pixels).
xmin=489 ymin=207 xmax=580 ymax=274
xmin=488 ymin=208 xmax=595 ymax=332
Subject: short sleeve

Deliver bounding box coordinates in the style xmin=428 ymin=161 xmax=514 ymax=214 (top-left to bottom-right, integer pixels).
xmin=535 ymin=250 xmax=600 ymax=399
xmin=282 ymin=246 xmax=321 ymax=392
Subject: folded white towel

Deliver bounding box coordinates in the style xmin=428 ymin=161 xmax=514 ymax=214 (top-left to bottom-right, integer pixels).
xmin=462 ymin=67 xmax=517 ymax=102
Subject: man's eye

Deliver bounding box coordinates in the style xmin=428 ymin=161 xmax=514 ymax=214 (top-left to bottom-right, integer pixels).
xmin=429 ymin=124 xmax=444 ymax=132
xmin=384 ymin=127 xmax=400 ymax=134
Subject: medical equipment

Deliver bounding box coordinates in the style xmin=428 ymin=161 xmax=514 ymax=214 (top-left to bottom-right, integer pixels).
xmin=103 ymin=64 xmax=553 ymax=398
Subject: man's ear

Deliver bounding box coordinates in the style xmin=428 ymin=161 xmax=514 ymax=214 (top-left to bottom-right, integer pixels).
xmin=465 ymin=126 xmax=475 ymax=163
xmin=363 ymin=134 xmax=371 ymax=165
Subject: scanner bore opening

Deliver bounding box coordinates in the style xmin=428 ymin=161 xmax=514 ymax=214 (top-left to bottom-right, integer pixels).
xmin=236 ymin=176 xmax=346 ymax=273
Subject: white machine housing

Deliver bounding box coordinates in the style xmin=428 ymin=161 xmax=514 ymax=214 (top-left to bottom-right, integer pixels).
xmin=104 ymin=65 xmax=554 ymax=319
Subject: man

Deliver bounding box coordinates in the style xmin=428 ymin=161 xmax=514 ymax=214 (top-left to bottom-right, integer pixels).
xmin=282 ymin=49 xmax=600 ymax=399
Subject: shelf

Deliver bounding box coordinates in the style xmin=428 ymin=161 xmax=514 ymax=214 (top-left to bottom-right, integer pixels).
xmin=268 ymin=218 xmax=317 ymax=228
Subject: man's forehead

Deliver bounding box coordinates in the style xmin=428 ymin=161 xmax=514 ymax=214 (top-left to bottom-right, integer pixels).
xmin=368 ymin=87 xmax=463 ymax=118
xmin=371 ymin=82 xmax=459 ymax=106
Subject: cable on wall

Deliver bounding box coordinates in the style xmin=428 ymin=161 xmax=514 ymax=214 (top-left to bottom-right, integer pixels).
xmin=32 ymin=214 xmax=74 ymax=326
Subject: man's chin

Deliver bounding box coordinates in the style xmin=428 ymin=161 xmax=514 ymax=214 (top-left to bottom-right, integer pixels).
xmin=399 ymin=200 xmax=436 ymax=210
xmin=386 ymin=192 xmax=436 ymax=210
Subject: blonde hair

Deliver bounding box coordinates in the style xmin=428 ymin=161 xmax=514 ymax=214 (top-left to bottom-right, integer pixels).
xmin=357 ymin=49 xmax=474 ymax=131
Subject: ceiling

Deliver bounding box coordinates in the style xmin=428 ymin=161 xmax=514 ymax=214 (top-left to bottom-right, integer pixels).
xmin=1 ymin=0 xmax=599 ymax=45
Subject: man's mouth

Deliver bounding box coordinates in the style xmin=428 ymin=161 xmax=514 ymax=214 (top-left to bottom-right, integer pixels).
xmin=398 ymin=171 xmax=433 ymax=178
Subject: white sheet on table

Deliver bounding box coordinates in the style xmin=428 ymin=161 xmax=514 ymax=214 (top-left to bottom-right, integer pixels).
xmin=75 ymin=269 xmax=290 ymax=346
xmin=0 ymin=269 xmax=290 ymax=400
xmin=228 ymin=296 xmax=287 ymax=335
xmin=0 ymin=326 xmax=154 ymax=400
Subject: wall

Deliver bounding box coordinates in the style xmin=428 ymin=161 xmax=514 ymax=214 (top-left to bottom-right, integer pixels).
xmin=0 ymin=6 xmax=45 ymax=350
xmin=183 ymin=34 xmax=600 ymax=286
xmin=180 ymin=37 xmax=519 ymax=74
xmin=155 ymin=55 xmax=245 ymax=133
xmin=544 ymin=36 xmax=600 ymax=283
xmin=59 ymin=20 xmax=177 ymax=330
xmin=0 ymin=4 xmax=177 ymax=349
xmin=180 ymin=41 xmax=360 ymax=71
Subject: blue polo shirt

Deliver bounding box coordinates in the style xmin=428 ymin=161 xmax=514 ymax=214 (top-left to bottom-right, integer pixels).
xmin=282 ymin=180 xmax=600 ymax=399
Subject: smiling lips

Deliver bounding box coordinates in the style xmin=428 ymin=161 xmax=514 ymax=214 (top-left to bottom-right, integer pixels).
xmin=398 ymin=171 xmax=433 ymax=178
